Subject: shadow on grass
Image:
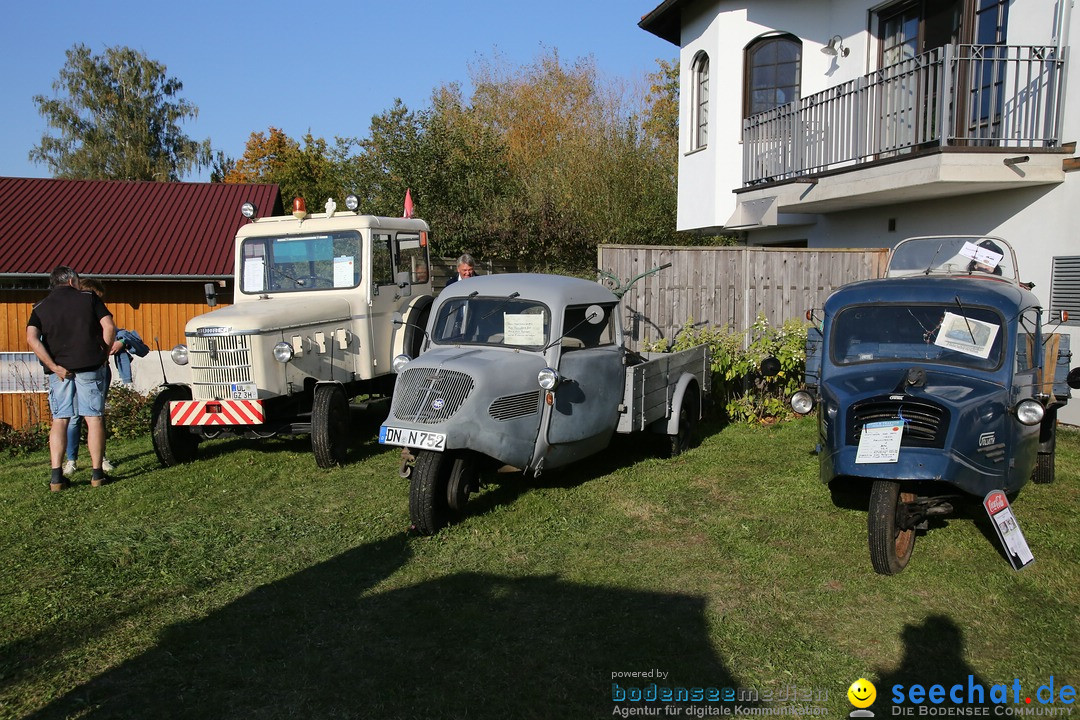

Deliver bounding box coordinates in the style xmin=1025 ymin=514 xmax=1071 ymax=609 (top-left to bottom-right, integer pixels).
xmin=459 ymin=429 xmax=692 ymax=525
xmin=874 ymin=615 xmax=996 ymax=712
xmin=26 ymin=533 xmax=744 ymax=719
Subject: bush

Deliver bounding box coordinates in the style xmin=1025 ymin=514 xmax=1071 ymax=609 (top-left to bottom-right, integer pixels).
xmin=106 ymin=385 xmax=158 ymax=440
xmin=647 ymin=315 xmax=808 ymax=425
xmin=0 ymin=420 xmax=50 ymax=456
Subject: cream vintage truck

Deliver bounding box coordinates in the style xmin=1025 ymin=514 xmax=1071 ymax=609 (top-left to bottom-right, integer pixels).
xmin=151 ymin=195 xmax=435 ymax=468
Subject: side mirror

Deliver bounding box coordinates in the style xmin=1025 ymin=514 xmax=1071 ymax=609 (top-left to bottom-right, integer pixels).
xmin=1067 ymin=367 xmax=1080 ymax=390
xmin=760 ymin=356 xmax=781 ymax=377
xmin=204 ymin=282 xmax=218 ymax=307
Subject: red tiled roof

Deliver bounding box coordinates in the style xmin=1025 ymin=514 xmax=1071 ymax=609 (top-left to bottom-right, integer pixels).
xmin=0 ymin=178 xmax=282 ymax=278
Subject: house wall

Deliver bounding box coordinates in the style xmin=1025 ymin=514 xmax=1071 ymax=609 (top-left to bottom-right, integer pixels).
xmin=676 ymin=0 xmax=1075 ymax=232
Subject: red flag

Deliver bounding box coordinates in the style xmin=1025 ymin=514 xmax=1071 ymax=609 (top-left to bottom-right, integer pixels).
xmin=403 ymin=188 xmax=414 ymax=218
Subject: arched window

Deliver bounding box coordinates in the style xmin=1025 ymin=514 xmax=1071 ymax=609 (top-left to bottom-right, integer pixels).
xmin=691 ymin=52 xmax=709 ymax=150
xmin=744 ymin=34 xmax=802 ymax=117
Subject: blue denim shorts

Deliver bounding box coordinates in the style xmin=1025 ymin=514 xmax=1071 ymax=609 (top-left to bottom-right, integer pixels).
xmin=48 ymin=366 xmax=107 ymax=419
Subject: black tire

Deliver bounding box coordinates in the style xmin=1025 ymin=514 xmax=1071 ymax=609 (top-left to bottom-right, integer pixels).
xmin=151 ymin=386 xmax=199 ymax=466
xmin=667 ymin=387 xmax=699 ymax=457
xmin=1032 ymin=452 xmax=1055 ymax=484
xmin=312 ymin=384 xmax=350 ymax=468
xmin=447 ymin=455 xmax=480 ymax=512
xmin=868 ymin=480 xmax=917 ymax=575
xmin=410 ymin=450 xmax=454 ymax=535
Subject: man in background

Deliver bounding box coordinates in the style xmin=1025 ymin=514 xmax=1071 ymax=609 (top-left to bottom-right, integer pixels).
xmin=26 ymin=266 xmax=116 ymax=491
xmin=445 ymin=253 xmax=477 ymax=286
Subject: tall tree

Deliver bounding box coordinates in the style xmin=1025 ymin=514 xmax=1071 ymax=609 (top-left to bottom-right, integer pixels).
xmin=30 ymin=44 xmax=211 ymax=181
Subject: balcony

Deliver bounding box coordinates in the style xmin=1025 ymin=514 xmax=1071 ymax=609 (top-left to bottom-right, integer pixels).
xmin=744 ymin=44 xmax=1067 ymax=184
xmin=730 ymin=44 xmax=1070 ymax=227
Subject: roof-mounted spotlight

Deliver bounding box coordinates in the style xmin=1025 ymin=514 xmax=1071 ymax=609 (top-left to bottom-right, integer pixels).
xmin=240 ymin=201 xmax=258 ymax=219
xmin=345 ymin=194 xmax=360 ymax=212
xmin=822 ymin=35 xmax=850 ymax=57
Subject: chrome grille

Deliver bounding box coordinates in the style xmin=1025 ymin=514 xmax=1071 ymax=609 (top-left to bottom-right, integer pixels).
xmin=489 ymin=390 xmax=542 ymax=421
xmin=189 ymin=334 xmax=254 ymax=401
xmin=393 ymin=367 xmax=474 ymax=423
xmin=846 ymin=397 xmax=949 ymax=449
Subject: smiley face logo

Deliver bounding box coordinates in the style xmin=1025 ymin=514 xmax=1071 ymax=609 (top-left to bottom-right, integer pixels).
xmin=848 ymin=678 xmax=877 ymax=709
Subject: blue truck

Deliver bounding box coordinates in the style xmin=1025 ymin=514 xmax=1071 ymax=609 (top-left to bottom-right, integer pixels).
xmin=786 ymin=235 xmax=1074 ymax=574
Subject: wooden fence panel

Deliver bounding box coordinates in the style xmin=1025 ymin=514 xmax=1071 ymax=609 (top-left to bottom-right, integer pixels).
xmin=598 ymin=245 xmax=887 ymax=348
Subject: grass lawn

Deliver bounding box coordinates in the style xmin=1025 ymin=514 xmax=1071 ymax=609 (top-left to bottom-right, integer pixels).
xmin=1 ymin=411 xmax=1077 ymax=719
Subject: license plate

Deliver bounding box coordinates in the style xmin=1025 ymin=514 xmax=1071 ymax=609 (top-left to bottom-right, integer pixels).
xmin=379 ymin=425 xmax=446 ymax=451
xmin=231 ymin=382 xmax=258 ymax=400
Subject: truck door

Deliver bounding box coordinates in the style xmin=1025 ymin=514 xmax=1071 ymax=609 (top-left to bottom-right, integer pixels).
xmin=546 ymin=303 xmax=623 ymax=447
xmin=367 ymin=232 xmax=399 ymax=375
xmin=1010 ymin=307 xmax=1043 ymax=482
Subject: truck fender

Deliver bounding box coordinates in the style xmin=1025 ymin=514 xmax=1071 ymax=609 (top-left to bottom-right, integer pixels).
xmin=664 ymin=373 xmax=701 ymax=435
xmin=392 ymin=294 xmax=435 ymax=359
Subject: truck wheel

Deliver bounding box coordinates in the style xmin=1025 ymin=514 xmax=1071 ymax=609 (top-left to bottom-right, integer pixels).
xmin=151 ymin=386 xmax=199 ymax=466
xmin=667 ymin=389 xmax=699 ymax=457
xmin=868 ymin=480 xmax=917 ymax=575
xmin=312 ymin=384 xmax=350 ymax=468
xmin=447 ymin=455 xmax=479 ymax=512
xmin=1032 ymin=452 xmax=1055 ymax=484
xmin=410 ymin=451 xmax=454 ymax=535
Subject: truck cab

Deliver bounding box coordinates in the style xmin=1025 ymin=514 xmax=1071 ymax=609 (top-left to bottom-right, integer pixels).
xmin=151 ymin=196 xmax=435 ymax=468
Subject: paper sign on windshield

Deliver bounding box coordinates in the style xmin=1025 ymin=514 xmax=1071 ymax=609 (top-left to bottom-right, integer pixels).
xmin=244 ymin=257 xmax=265 ymax=292
xmin=333 ymin=256 xmax=354 ymax=287
xmin=959 ymin=241 xmax=1004 ymax=270
xmin=503 ymin=313 xmax=544 ymax=346
xmin=934 ymin=312 xmax=999 ymax=359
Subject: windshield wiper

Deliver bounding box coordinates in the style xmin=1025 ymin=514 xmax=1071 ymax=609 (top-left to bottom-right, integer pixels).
xmin=954 ymin=295 xmax=977 ymax=343
xmin=444 ymin=291 xmax=479 ymax=342
xmin=924 ymin=242 xmax=944 ymax=275
xmin=479 ymin=292 xmax=521 ymax=321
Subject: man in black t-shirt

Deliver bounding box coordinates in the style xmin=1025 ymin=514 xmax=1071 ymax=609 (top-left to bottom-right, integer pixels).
xmin=26 ymin=266 xmax=117 ymax=491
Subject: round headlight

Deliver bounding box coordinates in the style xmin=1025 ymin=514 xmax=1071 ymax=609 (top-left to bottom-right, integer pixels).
xmin=538 ymin=367 xmax=560 ymax=390
xmin=392 ymin=354 xmax=412 ymax=374
xmin=1015 ymin=399 xmax=1045 ymax=426
xmin=273 ymin=341 xmax=294 ymax=364
xmin=171 ymin=344 xmax=189 ymax=366
xmin=345 ymin=194 xmax=360 ymax=211
xmin=240 ymin=201 xmax=257 ymax=219
xmin=790 ymin=390 xmax=815 ymax=415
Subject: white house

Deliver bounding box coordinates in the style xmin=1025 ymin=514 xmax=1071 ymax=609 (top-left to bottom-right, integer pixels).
xmin=640 ymin=0 xmax=1080 ymax=421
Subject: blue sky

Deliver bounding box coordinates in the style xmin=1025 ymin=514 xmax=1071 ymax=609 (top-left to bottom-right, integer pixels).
xmin=1 ymin=1 xmax=675 ymax=182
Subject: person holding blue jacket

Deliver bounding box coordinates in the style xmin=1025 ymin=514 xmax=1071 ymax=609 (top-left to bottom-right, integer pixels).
xmin=62 ymin=277 xmax=127 ymax=479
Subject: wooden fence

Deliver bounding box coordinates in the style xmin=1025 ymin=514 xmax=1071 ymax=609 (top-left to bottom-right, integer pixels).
xmin=597 ymin=245 xmax=888 ymax=347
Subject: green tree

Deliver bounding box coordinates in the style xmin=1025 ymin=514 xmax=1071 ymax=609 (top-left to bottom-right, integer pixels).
xmin=30 ymin=43 xmax=211 ymax=181
xmin=220 ymin=127 xmax=355 ymax=207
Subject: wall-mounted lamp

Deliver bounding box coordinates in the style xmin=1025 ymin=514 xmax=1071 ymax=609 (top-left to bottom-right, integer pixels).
xmin=821 ymin=35 xmax=850 ymax=57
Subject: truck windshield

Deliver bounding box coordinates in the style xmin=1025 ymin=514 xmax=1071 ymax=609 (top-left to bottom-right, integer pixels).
xmin=831 ymin=304 xmax=1005 ymax=371
xmin=430 ymin=296 xmax=549 ymax=349
xmin=886 ymin=236 xmax=1019 ymax=282
xmin=240 ymin=231 xmax=362 ymax=293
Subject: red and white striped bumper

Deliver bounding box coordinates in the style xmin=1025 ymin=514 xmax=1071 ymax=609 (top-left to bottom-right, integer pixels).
xmin=170 ymin=400 xmax=265 ymax=426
